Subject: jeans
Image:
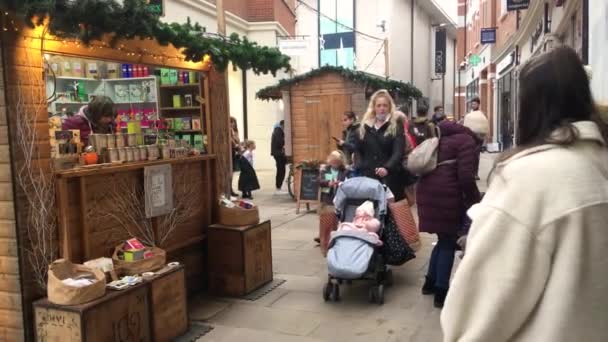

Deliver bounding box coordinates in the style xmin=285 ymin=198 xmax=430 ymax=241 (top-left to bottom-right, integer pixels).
xmin=427 ymin=234 xmax=458 ymax=290
xmin=274 ymin=155 xmax=287 ymax=190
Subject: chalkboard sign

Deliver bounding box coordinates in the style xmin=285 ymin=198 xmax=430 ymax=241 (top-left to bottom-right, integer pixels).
xmin=296 ymin=168 xmax=320 ymax=214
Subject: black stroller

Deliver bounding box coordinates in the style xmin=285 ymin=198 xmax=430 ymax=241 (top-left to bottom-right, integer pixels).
xmin=323 ymin=177 xmax=393 ymax=305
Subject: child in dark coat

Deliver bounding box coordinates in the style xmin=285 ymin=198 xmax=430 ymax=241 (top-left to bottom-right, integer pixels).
xmin=238 ymin=140 xmax=260 ymax=199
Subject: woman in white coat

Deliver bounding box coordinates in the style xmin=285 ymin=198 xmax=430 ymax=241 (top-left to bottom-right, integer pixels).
xmin=441 ymin=46 xmax=608 ymax=341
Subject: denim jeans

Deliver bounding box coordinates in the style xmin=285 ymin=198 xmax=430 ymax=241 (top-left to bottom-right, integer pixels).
xmin=427 ymin=233 xmax=458 ymax=290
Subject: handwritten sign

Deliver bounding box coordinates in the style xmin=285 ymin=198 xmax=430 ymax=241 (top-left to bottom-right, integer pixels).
xmin=145 ymin=164 xmax=173 ymax=218
xmin=296 ymin=168 xmax=320 ymax=214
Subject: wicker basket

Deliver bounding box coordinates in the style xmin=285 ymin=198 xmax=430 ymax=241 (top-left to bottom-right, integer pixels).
xmin=47 ymin=259 xmax=106 ymax=305
xmin=218 ymin=205 xmax=260 ymax=226
xmin=112 ymin=246 xmax=166 ymax=276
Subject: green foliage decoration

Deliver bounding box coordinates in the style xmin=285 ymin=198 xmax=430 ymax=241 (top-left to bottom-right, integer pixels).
xmin=256 ymin=65 xmax=423 ymax=101
xmin=1 ymin=0 xmax=291 ymax=75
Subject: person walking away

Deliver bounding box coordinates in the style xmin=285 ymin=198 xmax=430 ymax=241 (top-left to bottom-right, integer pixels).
xmin=315 ymin=151 xmax=347 ymax=254
xmin=238 ymin=140 xmax=260 ymax=199
xmin=229 ymin=117 xmax=242 ymax=197
xmin=395 ymin=110 xmax=418 ymax=205
xmin=336 ymin=111 xmax=360 ymax=166
xmin=417 ymin=120 xmax=481 ymax=308
xmin=63 ymin=96 xmax=117 ymax=146
xmin=271 ymin=120 xmax=287 ymax=194
xmin=409 ymin=107 xmax=437 ymax=146
xmin=351 ymin=89 xmax=406 ymax=200
xmin=441 ymin=46 xmax=608 ymax=342
xmin=432 ymin=105 xmax=446 ymax=125
xmin=463 ymin=97 xmax=489 ymax=180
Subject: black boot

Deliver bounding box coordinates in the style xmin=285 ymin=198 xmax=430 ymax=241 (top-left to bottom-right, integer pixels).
xmin=434 ymin=287 xmax=448 ymax=308
xmin=422 ymin=276 xmax=435 ymax=295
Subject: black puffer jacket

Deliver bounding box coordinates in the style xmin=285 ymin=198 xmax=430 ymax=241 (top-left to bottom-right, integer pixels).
xmin=338 ymin=122 xmax=360 ymax=164
xmin=351 ymin=119 xmax=405 ymax=199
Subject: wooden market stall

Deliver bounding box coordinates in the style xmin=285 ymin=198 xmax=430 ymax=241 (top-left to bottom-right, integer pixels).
xmin=0 ymin=18 xmax=232 ymax=341
xmin=256 ymin=66 xmax=422 ymax=199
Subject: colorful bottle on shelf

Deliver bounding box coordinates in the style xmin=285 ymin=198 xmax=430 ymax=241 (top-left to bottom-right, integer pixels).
xmin=121 ymin=64 xmax=129 ymax=78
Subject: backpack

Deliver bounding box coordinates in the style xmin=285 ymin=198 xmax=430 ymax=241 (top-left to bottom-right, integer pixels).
xmin=410 ymin=121 xmax=435 ymax=146
xmin=406 ymin=127 xmax=456 ymax=176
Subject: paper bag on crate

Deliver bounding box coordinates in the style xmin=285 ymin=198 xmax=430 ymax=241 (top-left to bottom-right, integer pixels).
xmin=47 ymin=259 xmax=106 ymax=305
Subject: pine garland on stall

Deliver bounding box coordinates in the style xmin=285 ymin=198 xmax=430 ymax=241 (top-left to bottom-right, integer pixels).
xmin=2 ymin=0 xmax=291 ymax=75
xmin=256 ymin=65 xmax=423 ymax=101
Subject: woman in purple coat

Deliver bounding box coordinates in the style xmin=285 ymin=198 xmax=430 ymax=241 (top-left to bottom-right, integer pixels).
xmin=417 ymin=119 xmax=481 ymax=308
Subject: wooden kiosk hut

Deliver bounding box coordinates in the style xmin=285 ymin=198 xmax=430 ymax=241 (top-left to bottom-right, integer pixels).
xmin=0 ymin=4 xmax=289 ymax=340
xmin=257 ymin=66 xmax=421 ymax=199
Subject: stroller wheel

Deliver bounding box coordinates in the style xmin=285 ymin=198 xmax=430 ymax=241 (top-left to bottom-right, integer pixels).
xmin=377 ymin=285 xmax=385 ymax=305
xmin=329 ymin=283 xmax=340 ymax=302
xmin=385 ymin=269 xmax=394 ymax=287
xmin=323 ymin=283 xmax=332 ymax=302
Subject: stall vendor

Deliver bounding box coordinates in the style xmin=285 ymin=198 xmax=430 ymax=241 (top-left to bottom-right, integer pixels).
xmin=62 ymin=96 xmax=117 ymax=145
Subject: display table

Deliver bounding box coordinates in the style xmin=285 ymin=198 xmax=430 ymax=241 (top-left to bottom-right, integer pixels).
xmin=208 ymin=221 xmax=273 ymax=296
xmin=34 ymin=265 xmax=187 ymax=342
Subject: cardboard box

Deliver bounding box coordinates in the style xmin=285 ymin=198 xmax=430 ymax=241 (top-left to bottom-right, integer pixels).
xmin=124 ymin=249 xmax=145 ymax=262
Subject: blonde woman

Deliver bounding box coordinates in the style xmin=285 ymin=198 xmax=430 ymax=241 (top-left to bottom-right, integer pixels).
xmin=350 ymin=90 xmax=406 ymax=200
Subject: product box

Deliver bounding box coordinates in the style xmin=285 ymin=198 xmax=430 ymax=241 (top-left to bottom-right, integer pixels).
xmin=181 ymin=134 xmax=192 ymax=145
xmin=168 ymin=69 xmax=179 ymax=85
xmin=191 ymin=118 xmax=201 ymax=130
xmin=123 ymin=238 xmax=145 ymax=251
xmin=71 ymin=59 xmax=85 ymax=78
xmin=193 ymin=134 xmax=204 ymax=150
xmin=106 ymin=63 xmax=120 ymax=79
xmin=85 ymin=61 xmax=99 ymax=79
xmin=173 ymin=118 xmax=184 ymax=131
xmin=172 ymin=95 xmax=182 ymax=108
xmin=124 ymin=249 xmax=145 ymax=262
xmin=181 ymin=118 xmax=192 ymax=130
xmin=164 ymin=118 xmax=174 ymax=131
xmin=160 ymin=68 xmax=171 ymax=85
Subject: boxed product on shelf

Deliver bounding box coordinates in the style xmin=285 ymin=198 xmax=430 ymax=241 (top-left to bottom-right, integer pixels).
xmin=164 ymin=118 xmax=174 ymax=130
xmin=173 ymin=118 xmax=184 ymax=131
xmin=160 ymin=68 xmax=170 ymax=85
xmin=48 ymin=55 xmax=64 ymax=76
xmin=181 ymin=118 xmax=192 ymax=130
xmin=181 ymin=134 xmax=192 ymax=145
xmin=193 ymin=134 xmax=204 ymax=150
xmin=85 ymin=60 xmax=100 ymax=79
xmin=71 ymin=58 xmax=85 ymax=78
xmin=172 ymin=94 xmax=182 ymax=108
xmin=168 ymin=69 xmax=179 ymax=85
xmin=192 ymin=118 xmax=201 ymax=130
xmin=106 ymin=62 xmax=120 ymax=79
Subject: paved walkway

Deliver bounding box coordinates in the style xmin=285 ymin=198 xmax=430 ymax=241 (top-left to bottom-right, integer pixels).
xmin=189 ymin=154 xmax=496 ymax=341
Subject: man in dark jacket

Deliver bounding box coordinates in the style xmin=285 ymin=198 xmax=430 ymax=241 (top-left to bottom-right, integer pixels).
xmin=336 ymin=111 xmax=359 ymax=166
xmin=271 ymin=120 xmax=287 ymax=194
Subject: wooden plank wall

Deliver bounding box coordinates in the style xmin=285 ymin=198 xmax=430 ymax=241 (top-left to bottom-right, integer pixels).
xmin=0 ymin=28 xmax=49 ymax=341
xmin=208 ymin=68 xmax=231 ymax=198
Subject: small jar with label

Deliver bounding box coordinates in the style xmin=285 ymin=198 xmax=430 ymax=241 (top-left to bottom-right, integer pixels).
xmin=118 ymin=147 xmax=127 ymax=162
xmin=107 ymin=148 xmax=119 ymax=163
xmin=138 ymin=146 xmax=148 ymax=161
xmin=147 ymin=145 xmax=159 ymax=160
xmin=126 ymin=147 xmax=135 ymax=162
xmin=106 ymin=134 xmax=116 ymax=149
xmin=127 ymin=133 xmax=137 ymax=147
xmin=115 ymin=134 xmax=125 ymax=148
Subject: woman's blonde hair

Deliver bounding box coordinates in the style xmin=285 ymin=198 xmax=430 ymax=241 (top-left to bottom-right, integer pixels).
xmin=327 ymin=150 xmax=345 ymax=165
xmin=359 ymin=89 xmax=399 ymax=138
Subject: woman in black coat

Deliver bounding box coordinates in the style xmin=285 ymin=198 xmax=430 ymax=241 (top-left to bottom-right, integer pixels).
xmin=350 ymin=90 xmax=405 ymax=200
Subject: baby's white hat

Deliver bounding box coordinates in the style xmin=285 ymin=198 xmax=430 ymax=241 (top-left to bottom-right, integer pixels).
xmin=356 ymin=201 xmax=375 ymax=217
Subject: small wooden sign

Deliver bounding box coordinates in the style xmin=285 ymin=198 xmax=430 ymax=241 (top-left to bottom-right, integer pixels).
xmin=144 ymin=164 xmax=173 ymax=218
xmin=296 ymin=168 xmax=320 ymax=214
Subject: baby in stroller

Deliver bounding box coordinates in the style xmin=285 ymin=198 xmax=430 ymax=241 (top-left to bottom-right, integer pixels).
xmin=324 ymin=177 xmax=392 ymax=304
xmin=336 ymin=201 xmax=382 ymax=246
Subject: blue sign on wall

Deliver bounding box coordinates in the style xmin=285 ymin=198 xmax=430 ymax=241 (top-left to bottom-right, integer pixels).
xmin=481 ymin=28 xmax=497 ymax=44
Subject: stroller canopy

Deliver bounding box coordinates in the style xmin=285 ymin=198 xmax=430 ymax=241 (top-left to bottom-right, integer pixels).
xmin=333 ymin=177 xmax=387 ymax=217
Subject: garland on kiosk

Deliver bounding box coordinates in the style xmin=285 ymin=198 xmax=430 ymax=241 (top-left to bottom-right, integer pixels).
xmin=2 ymin=0 xmax=292 ymax=76
xmin=256 ymin=65 xmax=422 ymax=101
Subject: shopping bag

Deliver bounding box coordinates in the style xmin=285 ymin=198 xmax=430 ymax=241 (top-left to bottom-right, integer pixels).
xmin=319 ymin=205 xmax=338 ymax=257
xmin=47 ymin=259 xmax=106 ymax=305
xmin=380 ymin=215 xmax=416 ymax=266
xmin=388 ymin=199 xmax=421 ymax=252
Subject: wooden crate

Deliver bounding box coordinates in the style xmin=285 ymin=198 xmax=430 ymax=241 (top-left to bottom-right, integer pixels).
xmin=149 ymin=267 xmax=188 ymax=341
xmin=208 ymin=221 xmax=273 ymax=296
xmin=34 ymin=286 xmax=150 ymax=342
xmin=33 ymin=266 xmax=188 ymax=342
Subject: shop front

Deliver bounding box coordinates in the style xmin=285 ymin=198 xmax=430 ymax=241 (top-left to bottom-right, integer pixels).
xmin=1 ymin=20 xmax=228 ymax=341
xmin=496 ymin=52 xmax=517 ymax=151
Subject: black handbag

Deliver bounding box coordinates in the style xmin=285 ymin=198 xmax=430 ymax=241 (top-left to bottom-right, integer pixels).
xmin=381 ymin=213 xmax=416 ymax=266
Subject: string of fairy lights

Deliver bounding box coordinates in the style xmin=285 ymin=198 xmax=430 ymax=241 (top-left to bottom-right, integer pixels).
xmin=0 ymin=11 xmax=211 ymax=67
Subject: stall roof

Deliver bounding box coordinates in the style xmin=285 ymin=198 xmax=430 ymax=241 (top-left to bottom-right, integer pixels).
xmin=256 ymin=66 xmax=422 ymax=101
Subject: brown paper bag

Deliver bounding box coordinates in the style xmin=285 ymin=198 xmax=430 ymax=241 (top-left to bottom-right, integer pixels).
xmin=388 ymin=199 xmax=421 ymax=252
xmin=47 ymin=259 xmax=106 ymax=305
xmin=319 ymin=205 xmax=338 ymax=257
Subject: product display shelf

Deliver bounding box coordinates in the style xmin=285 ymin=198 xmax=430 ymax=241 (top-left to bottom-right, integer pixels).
xmin=160 ymin=106 xmax=200 ymax=111
xmin=104 ymin=76 xmax=157 ymax=82
xmin=160 ymin=83 xmax=200 ymax=89
xmin=53 ymin=76 xmax=101 ymax=82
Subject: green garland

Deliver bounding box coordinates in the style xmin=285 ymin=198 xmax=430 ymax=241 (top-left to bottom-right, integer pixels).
xmin=296 ymin=160 xmax=322 ymax=170
xmin=2 ymin=0 xmax=291 ymax=75
xmin=256 ymin=65 xmax=423 ymax=101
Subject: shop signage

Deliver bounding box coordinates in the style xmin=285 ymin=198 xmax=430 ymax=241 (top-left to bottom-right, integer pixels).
xmin=146 ymin=0 xmax=164 ymax=16
xmin=435 ymin=29 xmax=447 ymax=74
xmin=507 ymin=0 xmax=530 ymax=11
xmin=469 ymin=54 xmax=481 ymax=66
xmin=278 ymin=39 xmax=309 ymax=56
xmin=497 ymin=52 xmax=515 ymax=74
xmin=480 ymin=28 xmax=497 ymax=44
xmin=144 ymin=164 xmax=173 ymax=218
